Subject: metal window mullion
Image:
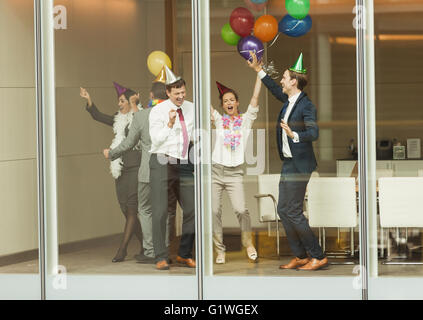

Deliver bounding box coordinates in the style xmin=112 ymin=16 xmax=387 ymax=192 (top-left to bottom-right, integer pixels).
xmin=356 ymin=0 xmax=376 ymax=301
xmin=34 ymin=0 xmax=46 ymax=301
xmin=34 ymin=0 xmax=58 ymax=300
xmin=191 ymin=0 xmax=211 ymax=301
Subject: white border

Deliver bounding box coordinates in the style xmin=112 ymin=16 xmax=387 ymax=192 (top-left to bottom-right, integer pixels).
xmin=204 ymin=276 xmax=362 ymax=300
xmin=369 ymin=278 xmax=423 ymax=300
xmin=0 ymin=275 xmax=41 ymax=300
xmin=45 ymin=275 xmax=197 ymax=300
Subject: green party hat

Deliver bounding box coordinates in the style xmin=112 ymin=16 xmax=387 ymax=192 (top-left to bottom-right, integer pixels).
xmin=289 ymin=53 xmax=307 ymax=74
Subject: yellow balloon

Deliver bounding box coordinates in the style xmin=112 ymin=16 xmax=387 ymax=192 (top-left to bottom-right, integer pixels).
xmin=147 ymin=51 xmax=172 ymax=76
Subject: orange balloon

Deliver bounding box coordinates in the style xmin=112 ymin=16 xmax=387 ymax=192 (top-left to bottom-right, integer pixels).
xmin=253 ymin=15 xmax=278 ymax=43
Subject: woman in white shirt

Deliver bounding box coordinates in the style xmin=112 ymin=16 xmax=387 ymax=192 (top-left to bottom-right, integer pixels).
xmin=211 ymin=72 xmax=262 ymax=264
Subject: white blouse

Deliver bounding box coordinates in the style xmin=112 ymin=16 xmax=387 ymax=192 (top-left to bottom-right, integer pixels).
xmin=212 ymin=104 xmax=259 ymax=167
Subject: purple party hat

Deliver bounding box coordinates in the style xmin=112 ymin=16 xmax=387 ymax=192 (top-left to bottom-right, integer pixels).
xmin=113 ymin=81 xmax=128 ymax=98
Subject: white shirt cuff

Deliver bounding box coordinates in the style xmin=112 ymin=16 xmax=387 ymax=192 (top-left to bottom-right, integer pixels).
xmin=292 ymin=132 xmax=300 ymax=143
xmin=247 ymin=104 xmax=259 ymax=113
xmin=258 ymin=70 xmax=267 ymax=79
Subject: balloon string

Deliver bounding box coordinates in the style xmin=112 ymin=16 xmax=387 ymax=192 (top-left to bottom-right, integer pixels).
xmin=287 ymin=21 xmax=301 ymax=33
xmin=267 ymin=33 xmax=281 ymax=48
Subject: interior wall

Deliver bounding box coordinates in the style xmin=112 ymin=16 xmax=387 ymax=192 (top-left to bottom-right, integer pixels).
xmin=375 ymin=12 xmax=423 ymax=149
xmin=54 ymin=0 xmax=167 ymax=244
xmin=0 ymin=0 xmax=38 ymax=256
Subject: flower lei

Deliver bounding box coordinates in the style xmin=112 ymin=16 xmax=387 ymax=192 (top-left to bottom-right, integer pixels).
xmin=222 ymin=113 xmax=243 ymax=150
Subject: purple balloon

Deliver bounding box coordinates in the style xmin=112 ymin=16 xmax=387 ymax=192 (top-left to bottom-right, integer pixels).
xmin=237 ymin=36 xmax=264 ymax=62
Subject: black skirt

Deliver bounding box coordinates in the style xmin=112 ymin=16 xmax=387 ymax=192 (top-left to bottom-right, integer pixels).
xmin=114 ymin=150 xmax=140 ymax=213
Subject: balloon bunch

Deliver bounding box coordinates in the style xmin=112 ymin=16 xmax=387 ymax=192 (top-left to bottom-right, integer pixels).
xmin=279 ymin=0 xmax=312 ymax=38
xmin=221 ymin=0 xmax=312 ymax=62
xmin=221 ymin=3 xmax=277 ymax=63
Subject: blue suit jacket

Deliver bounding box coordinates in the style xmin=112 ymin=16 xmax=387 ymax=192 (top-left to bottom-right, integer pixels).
xmin=262 ymin=75 xmax=318 ymax=174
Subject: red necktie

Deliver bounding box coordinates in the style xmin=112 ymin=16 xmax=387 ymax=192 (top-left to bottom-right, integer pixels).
xmin=176 ymin=108 xmax=189 ymax=158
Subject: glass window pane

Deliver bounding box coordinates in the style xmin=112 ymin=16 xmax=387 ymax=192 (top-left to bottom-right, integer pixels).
xmin=49 ymin=0 xmax=197 ymax=299
xmin=0 ymin=0 xmax=39 ymax=275
xmin=0 ymin=0 xmax=41 ymax=300
xmin=205 ymin=0 xmax=362 ymax=298
xmin=374 ymin=0 xmax=423 ymax=278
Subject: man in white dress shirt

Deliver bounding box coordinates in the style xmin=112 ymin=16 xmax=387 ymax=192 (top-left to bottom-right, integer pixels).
xmin=149 ymin=66 xmax=196 ymax=270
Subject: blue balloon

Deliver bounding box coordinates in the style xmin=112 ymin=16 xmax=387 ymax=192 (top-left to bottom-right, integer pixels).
xmin=278 ymin=14 xmax=312 ymax=38
xmin=251 ymin=0 xmax=267 ymax=3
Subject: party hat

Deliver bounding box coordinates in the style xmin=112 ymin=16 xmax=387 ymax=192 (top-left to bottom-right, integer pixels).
xmin=289 ymin=53 xmax=307 ymax=74
xmin=164 ymin=65 xmax=181 ymax=85
xmin=216 ymin=81 xmax=232 ymax=98
xmin=153 ymin=66 xmax=167 ymax=83
xmin=113 ymin=81 xmax=128 ymax=98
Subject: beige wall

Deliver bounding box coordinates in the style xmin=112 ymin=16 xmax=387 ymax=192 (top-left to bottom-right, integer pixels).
xmin=0 ymin=0 xmax=38 ymax=257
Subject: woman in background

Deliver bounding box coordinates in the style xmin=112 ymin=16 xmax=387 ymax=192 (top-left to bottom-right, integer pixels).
xmin=80 ymin=82 xmax=143 ymax=262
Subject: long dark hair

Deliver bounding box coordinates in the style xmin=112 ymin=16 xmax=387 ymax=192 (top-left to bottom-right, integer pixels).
xmin=122 ymin=88 xmax=137 ymax=102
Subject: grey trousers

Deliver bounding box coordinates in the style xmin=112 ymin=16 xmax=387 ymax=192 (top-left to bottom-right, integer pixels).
xmin=138 ymin=182 xmax=174 ymax=258
xmin=212 ymin=164 xmax=253 ymax=254
xmin=138 ymin=182 xmax=154 ymax=258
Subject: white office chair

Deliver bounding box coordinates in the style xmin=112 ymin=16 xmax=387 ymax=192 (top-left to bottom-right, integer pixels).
xmin=255 ymin=174 xmax=281 ymax=255
xmin=378 ymin=177 xmax=423 ymax=264
xmin=307 ymin=177 xmax=358 ymax=262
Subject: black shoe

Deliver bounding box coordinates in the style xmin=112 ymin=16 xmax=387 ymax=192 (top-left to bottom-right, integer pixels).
xmin=112 ymin=249 xmax=127 ymax=263
xmin=135 ymin=254 xmax=155 ymax=264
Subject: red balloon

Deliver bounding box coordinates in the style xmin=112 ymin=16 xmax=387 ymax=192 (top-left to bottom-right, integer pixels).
xmin=230 ymin=7 xmax=255 ymax=38
xmin=254 ymin=15 xmax=278 ymax=43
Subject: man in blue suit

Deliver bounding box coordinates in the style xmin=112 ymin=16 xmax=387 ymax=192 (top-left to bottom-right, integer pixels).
xmin=249 ymin=52 xmax=328 ymax=271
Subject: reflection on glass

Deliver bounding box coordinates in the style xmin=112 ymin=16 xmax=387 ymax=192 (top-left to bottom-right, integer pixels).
xmin=55 ymin=0 xmax=195 ymax=276
xmin=374 ymin=0 xmax=423 ymax=276
xmin=209 ymin=0 xmax=359 ymax=276
xmin=0 ymin=0 xmax=39 ymax=274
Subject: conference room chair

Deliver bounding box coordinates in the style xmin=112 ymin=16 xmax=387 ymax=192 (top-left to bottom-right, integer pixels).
xmin=307 ymin=177 xmax=358 ymax=264
xmin=255 ymin=174 xmax=281 ymax=256
xmin=378 ymin=177 xmax=423 ymax=265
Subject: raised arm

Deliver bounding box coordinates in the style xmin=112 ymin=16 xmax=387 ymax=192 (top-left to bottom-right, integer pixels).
xmin=210 ymin=105 xmax=222 ymax=123
xmin=81 ymin=87 xmax=114 ymax=126
xmin=261 ymin=75 xmax=288 ymax=103
xmin=249 ymin=73 xmax=262 ymax=108
xmin=247 ymin=52 xmax=288 ymax=103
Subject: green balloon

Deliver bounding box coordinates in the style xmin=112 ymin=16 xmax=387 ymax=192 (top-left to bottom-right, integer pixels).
xmin=221 ymin=23 xmax=241 ymax=46
xmin=285 ymin=0 xmax=310 ymax=20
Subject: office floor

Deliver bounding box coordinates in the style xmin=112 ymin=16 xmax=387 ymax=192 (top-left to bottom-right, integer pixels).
xmin=1 ymin=237 xmax=423 ymax=277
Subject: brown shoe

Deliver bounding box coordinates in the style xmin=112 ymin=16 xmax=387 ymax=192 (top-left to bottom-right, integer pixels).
xmin=156 ymin=260 xmax=170 ymax=270
xmin=176 ymin=256 xmax=196 ymax=268
xmin=279 ymin=257 xmax=310 ymax=269
xmin=297 ymin=257 xmax=329 ymax=271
